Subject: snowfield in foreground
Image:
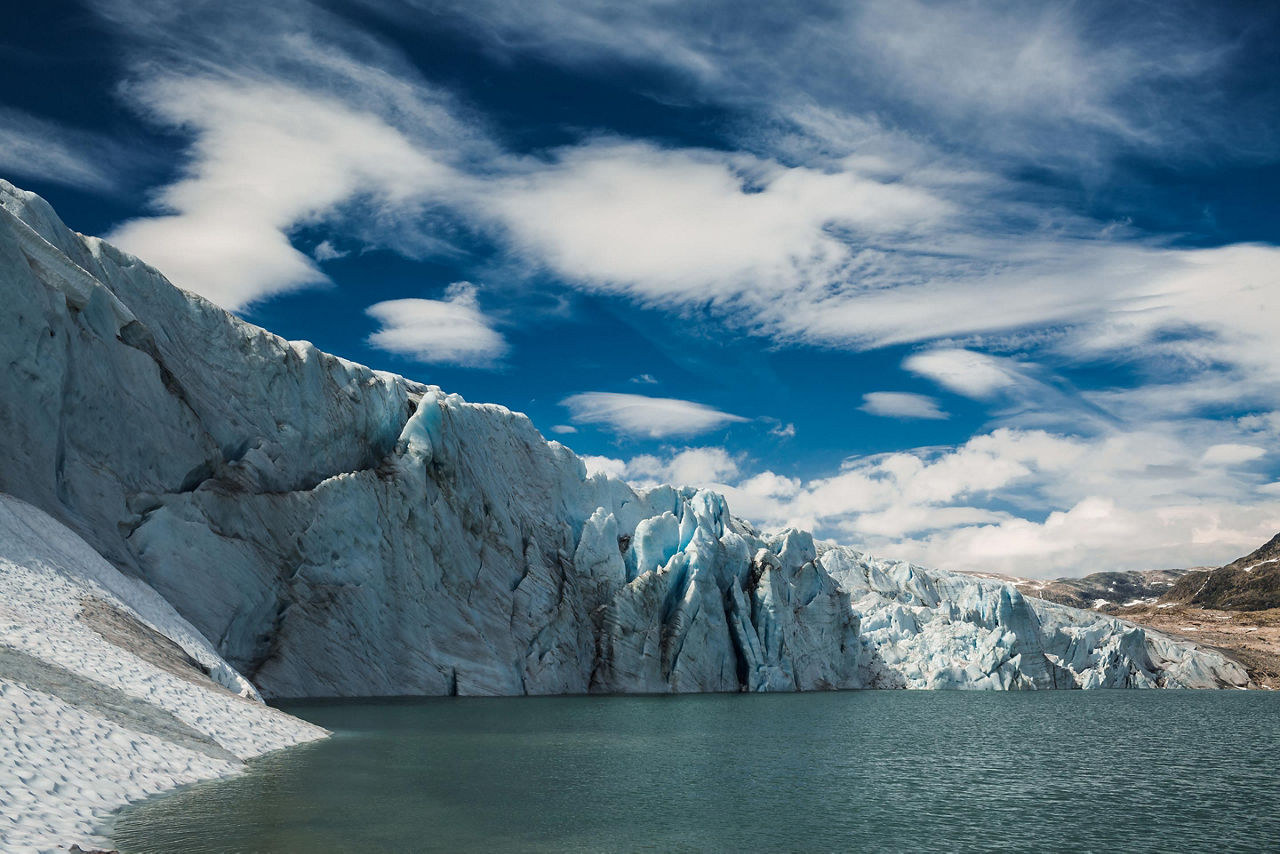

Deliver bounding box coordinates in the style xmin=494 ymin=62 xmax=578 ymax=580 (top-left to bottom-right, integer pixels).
xmin=0 ymin=494 xmax=326 ymax=853
xmin=0 ymin=178 xmax=1252 ymax=851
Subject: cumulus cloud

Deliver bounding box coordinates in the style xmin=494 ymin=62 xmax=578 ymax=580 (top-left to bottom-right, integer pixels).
xmin=561 ymin=392 xmax=747 ymax=439
xmin=586 ymin=447 xmax=740 ymax=489
xmin=859 ymin=392 xmax=948 ymax=421
xmin=366 ymin=282 xmax=506 ymax=366
xmin=597 ymin=425 xmax=1280 ymax=577
xmin=581 ymin=454 xmax=628 ymax=479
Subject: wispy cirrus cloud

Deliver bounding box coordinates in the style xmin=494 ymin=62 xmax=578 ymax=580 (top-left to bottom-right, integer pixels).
xmin=0 ymin=108 xmax=136 ymax=193
xmin=403 ymin=0 xmax=1277 ymax=168
xmin=562 ymin=392 xmax=747 ymax=439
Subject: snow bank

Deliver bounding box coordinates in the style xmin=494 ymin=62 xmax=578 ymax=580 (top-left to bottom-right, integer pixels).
xmin=0 ymin=494 xmax=326 ymax=853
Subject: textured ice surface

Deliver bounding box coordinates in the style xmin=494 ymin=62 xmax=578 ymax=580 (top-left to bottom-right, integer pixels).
xmin=0 ymin=178 xmax=1250 ymax=699
xmin=821 ymin=549 xmax=1247 ymax=689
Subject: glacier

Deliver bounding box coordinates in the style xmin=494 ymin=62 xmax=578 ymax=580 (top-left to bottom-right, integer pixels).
xmin=0 ymin=176 xmax=1253 ymax=847
xmin=0 ymin=177 xmax=1249 ymax=697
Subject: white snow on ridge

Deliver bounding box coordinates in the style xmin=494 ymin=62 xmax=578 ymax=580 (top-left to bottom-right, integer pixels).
xmin=0 ymin=495 xmax=326 ymax=853
xmin=1240 ymin=558 xmax=1279 ymax=574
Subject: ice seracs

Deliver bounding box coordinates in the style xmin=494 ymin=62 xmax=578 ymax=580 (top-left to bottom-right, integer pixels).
xmin=823 ymin=550 xmax=1246 ymax=689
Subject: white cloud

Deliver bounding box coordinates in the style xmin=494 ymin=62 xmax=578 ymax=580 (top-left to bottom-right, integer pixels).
xmin=561 ymin=392 xmax=747 ymax=439
xmin=859 ymin=392 xmax=948 ymax=420
xmin=108 ymin=77 xmax=456 ymax=309
xmin=312 ymin=240 xmax=347 ymax=261
xmin=768 ymin=421 xmax=796 ymax=439
xmin=904 ymin=349 xmax=1021 ymax=399
xmin=485 ymin=140 xmax=947 ymax=303
xmin=550 ymin=424 xmax=578 ymax=435
xmin=1239 ymin=412 xmax=1280 ymax=435
xmin=594 ymin=423 xmax=1280 ymax=577
xmin=1202 ymin=444 xmax=1267 ymax=467
xmin=631 ymin=447 xmax=741 ymax=487
xmin=587 ymin=447 xmax=740 ymax=490
xmin=366 ymin=282 xmax=505 ymax=366
xmin=581 ymin=454 xmax=628 ymax=479
xmin=0 ymin=108 xmax=131 ymax=193
xmin=629 ymin=373 xmax=659 ymax=385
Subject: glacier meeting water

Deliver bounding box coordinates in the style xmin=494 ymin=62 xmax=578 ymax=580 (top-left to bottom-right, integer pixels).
xmin=111 ymin=690 xmax=1280 ymax=853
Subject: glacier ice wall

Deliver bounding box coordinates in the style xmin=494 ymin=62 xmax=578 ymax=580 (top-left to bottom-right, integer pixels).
xmin=0 ymin=179 xmax=1250 ymax=694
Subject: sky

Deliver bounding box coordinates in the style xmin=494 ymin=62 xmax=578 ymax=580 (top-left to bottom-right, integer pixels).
xmin=3 ymin=0 xmax=1279 ymax=577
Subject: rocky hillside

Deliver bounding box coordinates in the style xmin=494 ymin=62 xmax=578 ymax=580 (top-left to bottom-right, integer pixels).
xmin=1164 ymin=533 xmax=1280 ymax=611
xmin=966 ymin=569 xmax=1192 ymax=612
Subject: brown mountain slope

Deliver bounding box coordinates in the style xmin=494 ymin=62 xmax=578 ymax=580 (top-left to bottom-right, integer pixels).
xmin=1163 ymin=533 xmax=1280 ymax=612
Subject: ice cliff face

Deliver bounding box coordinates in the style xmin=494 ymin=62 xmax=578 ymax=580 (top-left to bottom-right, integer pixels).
xmin=0 ymin=178 xmax=1251 ymax=695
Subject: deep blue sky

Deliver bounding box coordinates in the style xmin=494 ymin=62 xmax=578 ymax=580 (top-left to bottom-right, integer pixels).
xmin=3 ymin=0 xmax=1278 ymax=576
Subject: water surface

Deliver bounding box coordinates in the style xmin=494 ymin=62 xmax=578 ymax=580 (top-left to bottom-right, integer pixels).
xmin=113 ymin=691 xmax=1280 ymax=853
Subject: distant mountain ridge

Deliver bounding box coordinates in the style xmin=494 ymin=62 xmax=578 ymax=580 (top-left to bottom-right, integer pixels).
xmin=961 ymin=568 xmax=1194 ymax=612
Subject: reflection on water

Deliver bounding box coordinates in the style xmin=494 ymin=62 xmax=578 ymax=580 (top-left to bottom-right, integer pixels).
xmin=113 ymin=691 xmax=1280 ymax=853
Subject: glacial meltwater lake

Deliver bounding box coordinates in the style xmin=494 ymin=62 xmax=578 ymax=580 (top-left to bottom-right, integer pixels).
xmin=112 ymin=691 xmax=1280 ymax=853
